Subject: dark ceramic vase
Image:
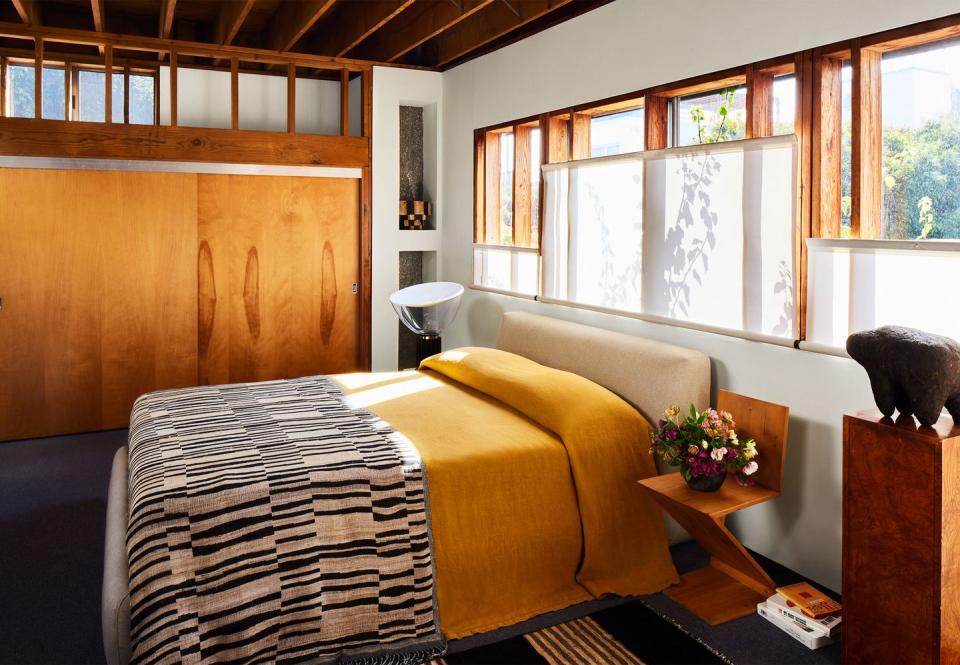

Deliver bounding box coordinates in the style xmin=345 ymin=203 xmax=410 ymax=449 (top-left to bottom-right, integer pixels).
xmin=686 ymin=469 xmax=727 ymax=492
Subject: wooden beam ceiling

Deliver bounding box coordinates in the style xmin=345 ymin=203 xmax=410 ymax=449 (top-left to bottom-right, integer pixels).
xmin=269 ymin=0 xmax=338 ymax=53
xmin=348 ymin=0 xmax=496 ymax=63
xmin=10 ymin=0 xmax=38 ymax=25
xmin=310 ymin=0 xmax=416 ymax=58
xmin=6 ymin=0 xmax=612 ymax=70
xmin=158 ymin=0 xmax=175 ymax=39
xmin=427 ymin=0 xmax=573 ymax=67
xmin=215 ymin=0 xmax=256 ymax=45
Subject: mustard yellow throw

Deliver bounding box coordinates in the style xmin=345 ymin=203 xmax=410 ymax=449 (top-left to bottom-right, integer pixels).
xmin=334 ymin=347 xmax=677 ymax=640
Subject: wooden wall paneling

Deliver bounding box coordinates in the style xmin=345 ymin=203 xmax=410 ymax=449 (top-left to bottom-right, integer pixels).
xmin=811 ymin=51 xmax=843 ymax=239
xmin=104 ymin=44 xmax=112 ymax=124
xmin=169 ymin=48 xmax=177 ymax=127
xmin=851 ymin=41 xmax=882 ymax=240
xmin=474 ymin=128 xmax=485 ymax=243
xmin=0 ymin=118 xmax=371 ymax=167
xmin=644 ymin=94 xmax=669 ymax=150
xmin=571 ymin=111 xmax=591 ymax=159
xmin=483 ymin=130 xmax=500 ymax=243
xmin=745 ymin=64 xmax=773 ymax=139
xmin=360 ymin=166 xmax=371 ymax=370
xmin=546 ymin=114 xmax=569 ymax=163
xmin=0 ymin=168 xmax=199 ymax=441
xmin=0 ymin=168 xmax=101 ymax=439
xmin=197 ymin=174 xmax=361 ymax=384
xmin=796 ymin=50 xmax=814 ymax=340
xmin=513 ymin=123 xmax=532 ymax=246
xmin=360 ymin=67 xmax=372 ymax=370
xmin=98 ymin=171 xmax=199 ymax=427
xmin=33 ymin=37 xmax=41 ymax=119
xmin=717 ymin=389 xmax=789 ymax=493
xmin=230 ymin=57 xmax=238 ymax=130
xmin=123 ymin=63 xmax=130 ymax=123
xmin=287 ymin=62 xmax=296 ymax=134
xmin=340 ymin=69 xmax=349 ymax=136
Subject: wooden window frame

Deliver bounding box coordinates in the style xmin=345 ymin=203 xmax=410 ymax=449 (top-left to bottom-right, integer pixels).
xmin=472 ymin=14 xmax=960 ymax=342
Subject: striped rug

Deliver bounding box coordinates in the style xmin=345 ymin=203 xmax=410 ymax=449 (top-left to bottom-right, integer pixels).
xmin=423 ymin=599 xmax=727 ymax=665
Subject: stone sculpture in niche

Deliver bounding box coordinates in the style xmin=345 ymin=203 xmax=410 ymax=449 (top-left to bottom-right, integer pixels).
xmin=846 ymin=325 xmax=960 ymax=427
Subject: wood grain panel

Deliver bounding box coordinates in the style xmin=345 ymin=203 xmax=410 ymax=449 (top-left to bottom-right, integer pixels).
xmin=197 ymin=174 xmax=360 ymax=385
xmin=0 ymin=118 xmax=370 ymax=168
xmin=811 ymin=54 xmax=843 ymax=239
xmin=717 ymin=389 xmax=789 ymax=493
xmin=98 ymin=171 xmax=198 ymax=428
xmin=0 ymin=168 xmax=198 ymax=440
xmin=851 ymin=43 xmax=883 ymax=240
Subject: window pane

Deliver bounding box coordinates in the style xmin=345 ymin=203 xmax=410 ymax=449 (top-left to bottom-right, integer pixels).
xmin=79 ymin=71 xmax=125 ymax=122
xmin=590 ymin=107 xmax=645 ymax=157
xmin=677 ymin=86 xmax=746 ymax=146
xmin=881 ymin=38 xmax=960 ymax=239
xmin=40 ymin=67 xmax=65 ymax=120
xmin=129 ymin=74 xmax=155 ymax=125
xmin=772 ymin=75 xmax=795 ymax=135
xmin=8 ymin=65 xmax=35 ymax=118
xmin=530 ymin=127 xmax=541 ymax=245
xmin=841 ymin=62 xmax=852 ymax=236
xmin=499 ymin=131 xmax=514 ymax=244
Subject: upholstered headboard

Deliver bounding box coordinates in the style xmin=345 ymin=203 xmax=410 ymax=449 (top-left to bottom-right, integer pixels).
xmin=496 ymin=312 xmax=711 ymax=425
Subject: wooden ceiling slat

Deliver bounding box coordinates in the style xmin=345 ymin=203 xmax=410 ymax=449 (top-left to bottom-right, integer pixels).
xmin=10 ymin=0 xmax=38 ymax=25
xmin=159 ymin=0 xmax=175 ymax=39
xmin=431 ymin=0 xmax=572 ymax=67
xmin=269 ymin=0 xmax=338 ymax=53
xmin=215 ymin=0 xmax=256 ymax=45
xmin=310 ymin=0 xmax=416 ymax=58
xmin=90 ymin=0 xmax=104 ymax=32
xmin=349 ymin=0 xmax=495 ymax=63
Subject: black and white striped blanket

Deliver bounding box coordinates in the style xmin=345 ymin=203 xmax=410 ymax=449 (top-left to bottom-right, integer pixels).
xmin=126 ymin=376 xmax=444 ymax=665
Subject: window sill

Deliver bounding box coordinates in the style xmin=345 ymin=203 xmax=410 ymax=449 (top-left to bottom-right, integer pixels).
xmin=468 ymin=284 xmax=537 ymax=300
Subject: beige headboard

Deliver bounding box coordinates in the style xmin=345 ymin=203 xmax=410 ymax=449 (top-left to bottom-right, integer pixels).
xmin=496 ymin=311 xmax=711 ymax=427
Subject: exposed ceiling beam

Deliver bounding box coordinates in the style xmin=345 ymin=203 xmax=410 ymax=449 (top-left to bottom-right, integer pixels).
xmin=349 ymin=0 xmax=494 ymax=63
xmin=10 ymin=0 xmax=38 ymax=25
xmin=159 ymin=0 xmax=176 ymax=39
xmin=215 ymin=0 xmax=256 ymax=45
xmin=268 ymin=0 xmax=338 ymax=53
xmin=310 ymin=0 xmax=415 ymax=58
xmin=90 ymin=0 xmax=104 ymax=31
xmin=430 ymin=0 xmax=572 ymax=67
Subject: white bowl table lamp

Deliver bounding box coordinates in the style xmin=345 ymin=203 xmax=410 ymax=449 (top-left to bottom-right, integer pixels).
xmin=389 ymin=281 xmax=464 ymax=364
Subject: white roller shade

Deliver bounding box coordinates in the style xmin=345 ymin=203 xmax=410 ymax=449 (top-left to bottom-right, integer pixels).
xmin=541 ymin=135 xmax=798 ymax=339
xmin=472 ymin=244 xmax=538 ymax=297
xmin=807 ymin=239 xmax=960 ymax=348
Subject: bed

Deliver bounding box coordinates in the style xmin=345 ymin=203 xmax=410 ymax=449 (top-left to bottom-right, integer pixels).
xmin=102 ymin=311 xmax=710 ymax=664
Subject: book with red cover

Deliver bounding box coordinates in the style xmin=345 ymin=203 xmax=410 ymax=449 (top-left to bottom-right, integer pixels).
xmin=775 ymin=583 xmax=842 ymax=619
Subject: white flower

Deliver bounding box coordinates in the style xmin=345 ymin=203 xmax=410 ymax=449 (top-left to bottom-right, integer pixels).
xmin=711 ymin=447 xmax=727 ymax=461
xmin=743 ymin=461 xmax=758 ymax=476
xmin=701 ymin=440 xmax=709 ymax=449
xmin=728 ymin=430 xmax=738 ymax=444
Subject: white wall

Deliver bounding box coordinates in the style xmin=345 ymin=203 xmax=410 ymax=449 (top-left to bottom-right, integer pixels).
xmin=439 ymin=0 xmax=960 ymax=591
xmin=371 ymin=66 xmax=444 ymax=371
xmin=159 ymin=66 xmax=344 ymax=134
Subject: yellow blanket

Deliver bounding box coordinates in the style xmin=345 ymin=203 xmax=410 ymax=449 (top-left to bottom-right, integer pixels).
xmin=334 ymin=347 xmax=677 ymax=639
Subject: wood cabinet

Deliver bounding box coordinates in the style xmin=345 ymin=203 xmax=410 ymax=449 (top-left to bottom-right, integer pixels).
xmin=843 ymin=411 xmax=960 ymax=665
xmin=0 ymin=168 xmax=361 ymax=441
xmin=197 ymin=174 xmax=360 ymax=384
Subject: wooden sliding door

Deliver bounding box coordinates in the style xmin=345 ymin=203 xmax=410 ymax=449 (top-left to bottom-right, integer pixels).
xmin=0 ymin=169 xmax=198 ymax=441
xmin=197 ymin=174 xmax=361 ymax=385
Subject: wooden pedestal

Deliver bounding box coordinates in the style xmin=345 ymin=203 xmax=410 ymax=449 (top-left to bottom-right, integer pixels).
xmin=843 ymin=411 xmax=960 ymax=665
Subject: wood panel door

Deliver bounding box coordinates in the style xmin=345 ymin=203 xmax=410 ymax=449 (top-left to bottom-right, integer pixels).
xmin=0 ymin=169 xmax=198 ymax=441
xmin=197 ymin=174 xmax=360 ymax=384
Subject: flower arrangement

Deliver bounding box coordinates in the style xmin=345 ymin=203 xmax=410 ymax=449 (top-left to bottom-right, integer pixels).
xmin=650 ymin=404 xmax=759 ymax=490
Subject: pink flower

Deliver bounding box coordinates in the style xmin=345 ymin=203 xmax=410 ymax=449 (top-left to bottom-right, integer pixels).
xmin=743 ymin=461 xmax=758 ymax=476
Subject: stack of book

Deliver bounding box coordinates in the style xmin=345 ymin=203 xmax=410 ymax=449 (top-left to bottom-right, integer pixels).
xmin=756 ymin=583 xmax=842 ymax=650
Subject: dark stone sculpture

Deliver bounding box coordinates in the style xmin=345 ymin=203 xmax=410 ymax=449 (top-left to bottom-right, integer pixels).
xmin=847 ymin=326 xmax=960 ymax=427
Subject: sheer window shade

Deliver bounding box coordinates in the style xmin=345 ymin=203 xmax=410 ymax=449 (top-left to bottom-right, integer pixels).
xmin=540 ymin=135 xmax=798 ymax=341
xmin=807 ymin=239 xmax=960 ymax=348
xmin=472 ymin=244 xmax=539 ymax=297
